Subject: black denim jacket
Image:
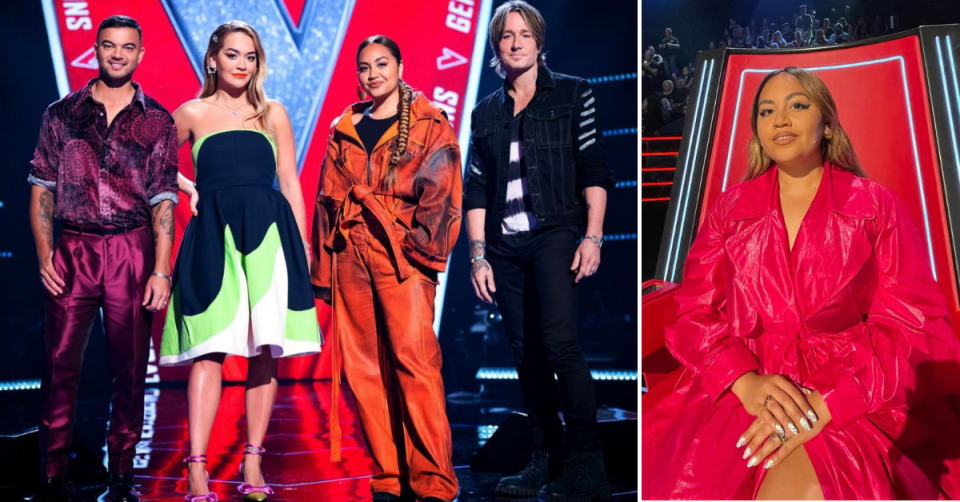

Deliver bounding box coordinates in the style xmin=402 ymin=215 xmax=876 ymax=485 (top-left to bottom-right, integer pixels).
xmin=464 ymin=67 xmax=615 ymax=244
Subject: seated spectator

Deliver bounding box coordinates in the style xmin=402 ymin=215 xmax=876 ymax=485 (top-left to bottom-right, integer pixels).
xmin=813 ymin=28 xmax=829 ymax=46
xmin=769 ymin=42 xmax=779 ymax=48
xmin=681 ymin=64 xmax=694 ymax=87
xmin=642 ymin=95 xmax=669 ymax=132
xmin=732 ymin=24 xmax=747 ymax=48
xmin=781 ymin=22 xmax=795 ymax=44
xmin=838 ymin=17 xmax=852 ymax=40
xmin=707 ymin=40 xmax=717 ymax=50
xmin=828 ymin=22 xmax=848 ymax=44
xmin=822 ymin=17 xmax=834 ymax=39
xmin=673 ymin=77 xmax=691 ymax=104
xmin=755 ymin=35 xmax=768 ymax=49
xmin=770 ymin=30 xmax=793 ymax=48
xmin=661 ymin=80 xmax=683 ymax=111
xmin=643 ymin=62 xmax=667 ymax=100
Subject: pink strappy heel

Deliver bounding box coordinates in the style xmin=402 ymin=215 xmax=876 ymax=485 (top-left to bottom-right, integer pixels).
xmin=183 ymin=454 xmax=218 ymax=502
xmin=238 ymin=444 xmax=274 ymax=501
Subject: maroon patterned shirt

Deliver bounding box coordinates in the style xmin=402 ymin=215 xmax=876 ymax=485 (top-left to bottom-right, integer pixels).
xmin=29 ymin=79 xmax=179 ymax=227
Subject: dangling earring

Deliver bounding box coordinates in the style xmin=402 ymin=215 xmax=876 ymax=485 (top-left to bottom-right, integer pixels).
xmin=207 ymin=66 xmax=216 ymax=74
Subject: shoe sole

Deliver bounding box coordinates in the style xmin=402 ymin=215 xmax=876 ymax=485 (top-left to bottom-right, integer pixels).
xmin=496 ymin=483 xmax=541 ymax=497
xmin=538 ymin=485 xmax=613 ymax=502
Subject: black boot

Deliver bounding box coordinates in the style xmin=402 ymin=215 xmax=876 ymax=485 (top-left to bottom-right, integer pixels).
xmin=538 ymin=451 xmax=611 ymax=502
xmin=108 ymin=473 xmax=140 ymax=502
xmin=495 ymin=450 xmax=551 ymax=497
xmin=31 ymin=477 xmax=68 ymax=502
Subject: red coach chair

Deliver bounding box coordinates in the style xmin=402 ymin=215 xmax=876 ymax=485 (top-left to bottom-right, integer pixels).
xmin=642 ymin=25 xmax=960 ymax=411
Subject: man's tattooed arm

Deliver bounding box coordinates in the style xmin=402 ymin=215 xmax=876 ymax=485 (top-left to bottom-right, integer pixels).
xmin=469 ymin=239 xmax=490 ymax=275
xmin=151 ymin=200 xmax=175 ymax=274
xmin=30 ymin=186 xmax=56 ymax=259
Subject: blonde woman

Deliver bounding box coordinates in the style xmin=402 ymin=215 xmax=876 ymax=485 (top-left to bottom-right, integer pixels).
xmin=160 ymin=21 xmax=320 ymax=502
xmin=643 ymin=67 xmax=960 ymax=499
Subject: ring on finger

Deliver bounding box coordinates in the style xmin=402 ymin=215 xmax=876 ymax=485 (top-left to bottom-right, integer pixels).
xmin=774 ymin=431 xmax=788 ymax=445
xmin=763 ymin=395 xmax=773 ymax=408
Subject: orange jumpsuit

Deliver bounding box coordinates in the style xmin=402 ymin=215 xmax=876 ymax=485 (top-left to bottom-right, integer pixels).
xmin=311 ymin=93 xmax=462 ymax=500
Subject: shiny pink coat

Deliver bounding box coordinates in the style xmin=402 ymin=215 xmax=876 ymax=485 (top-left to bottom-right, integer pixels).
xmin=643 ymin=164 xmax=960 ymax=499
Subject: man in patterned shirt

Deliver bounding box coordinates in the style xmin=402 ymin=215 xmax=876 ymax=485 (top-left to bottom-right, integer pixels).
xmin=28 ymin=15 xmax=178 ymax=502
xmin=464 ymin=1 xmax=615 ymax=501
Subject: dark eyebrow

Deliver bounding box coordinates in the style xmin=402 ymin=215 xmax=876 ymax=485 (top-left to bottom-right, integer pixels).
xmin=758 ymin=92 xmax=809 ymax=106
xmin=359 ymin=56 xmax=388 ymax=65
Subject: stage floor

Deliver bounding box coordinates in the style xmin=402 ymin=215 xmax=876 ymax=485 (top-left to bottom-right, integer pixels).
xmin=12 ymin=382 xmax=637 ymax=501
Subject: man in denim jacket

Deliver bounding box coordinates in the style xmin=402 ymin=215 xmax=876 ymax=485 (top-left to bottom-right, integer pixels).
xmin=464 ymin=2 xmax=615 ymax=501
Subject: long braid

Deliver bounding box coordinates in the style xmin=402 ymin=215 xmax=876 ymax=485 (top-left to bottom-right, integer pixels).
xmin=384 ymin=80 xmax=412 ymax=190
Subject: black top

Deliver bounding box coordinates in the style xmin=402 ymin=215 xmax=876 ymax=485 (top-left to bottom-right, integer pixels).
xmin=356 ymin=111 xmax=399 ymax=155
xmin=659 ymin=36 xmax=680 ymax=55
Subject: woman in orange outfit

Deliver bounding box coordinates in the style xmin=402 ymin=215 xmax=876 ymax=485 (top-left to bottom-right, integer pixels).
xmin=310 ymin=35 xmax=462 ymax=502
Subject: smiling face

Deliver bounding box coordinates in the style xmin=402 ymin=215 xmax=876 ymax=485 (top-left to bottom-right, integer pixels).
xmin=356 ymin=42 xmax=403 ymax=101
xmin=210 ymin=31 xmax=258 ymax=90
xmin=755 ymin=73 xmax=830 ymax=169
xmin=497 ymin=11 xmax=540 ymax=75
xmin=95 ymin=27 xmax=143 ymax=81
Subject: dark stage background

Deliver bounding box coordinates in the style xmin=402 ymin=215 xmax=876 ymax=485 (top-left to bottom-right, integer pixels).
xmin=0 ymin=0 xmax=638 ymax=405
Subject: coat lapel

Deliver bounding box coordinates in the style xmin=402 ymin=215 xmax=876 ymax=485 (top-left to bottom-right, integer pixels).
xmin=789 ymin=163 xmax=876 ymax=321
xmin=726 ymin=168 xmax=797 ymax=334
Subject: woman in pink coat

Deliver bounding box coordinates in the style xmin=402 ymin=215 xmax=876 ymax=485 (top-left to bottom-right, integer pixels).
xmin=643 ymin=67 xmax=960 ymax=499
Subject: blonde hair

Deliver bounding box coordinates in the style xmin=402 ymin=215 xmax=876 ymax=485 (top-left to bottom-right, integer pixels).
xmin=200 ymin=21 xmax=274 ymax=139
xmin=745 ymin=66 xmax=864 ymax=180
xmin=488 ymin=0 xmax=547 ymax=78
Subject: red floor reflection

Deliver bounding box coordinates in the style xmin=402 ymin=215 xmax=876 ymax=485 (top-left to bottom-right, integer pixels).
xmin=135 ymin=382 xmax=379 ymax=501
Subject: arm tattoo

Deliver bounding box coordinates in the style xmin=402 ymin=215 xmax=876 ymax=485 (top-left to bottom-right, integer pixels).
xmin=471 ymin=258 xmax=491 ymax=275
xmin=152 ymin=201 xmax=174 ymax=246
xmin=39 ymin=190 xmax=55 ymax=250
xmin=470 ymin=239 xmax=486 ymax=258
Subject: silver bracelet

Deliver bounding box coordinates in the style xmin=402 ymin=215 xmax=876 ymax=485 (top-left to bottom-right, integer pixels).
xmin=585 ymin=235 xmax=603 ymax=248
xmin=152 ymin=272 xmax=173 ymax=285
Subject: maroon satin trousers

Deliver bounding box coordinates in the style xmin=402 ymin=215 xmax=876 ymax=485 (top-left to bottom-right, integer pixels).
xmin=39 ymin=225 xmax=154 ymax=477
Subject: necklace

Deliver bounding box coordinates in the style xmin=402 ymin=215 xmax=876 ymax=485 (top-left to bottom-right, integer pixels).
xmin=216 ymin=95 xmax=245 ymax=116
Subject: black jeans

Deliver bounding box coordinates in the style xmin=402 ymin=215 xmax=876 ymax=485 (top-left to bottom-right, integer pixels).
xmin=487 ymin=225 xmax=602 ymax=452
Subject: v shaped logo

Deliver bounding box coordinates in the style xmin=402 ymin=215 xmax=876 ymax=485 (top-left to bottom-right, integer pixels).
xmin=161 ymin=0 xmax=357 ymax=170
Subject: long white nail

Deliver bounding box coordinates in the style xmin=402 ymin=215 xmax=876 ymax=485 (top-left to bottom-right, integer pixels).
xmin=747 ymin=456 xmax=759 ymax=468
xmin=764 ymin=459 xmax=774 ymax=470
xmin=807 ymin=410 xmax=819 ymax=423
xmin=788 ymin=423 xmax=799 ymax=435
xmin=800 ymin=417 xmax=811 ymax=430
xmin=802 ymin=387 xmax=813 ymax=395
xmin=743 ymin=447 xmax=752 ymax=459
xmin=736 ymin=437 xmax=747 ymax=448
xmin=775 ymin=424 xmax=785 ymax=435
